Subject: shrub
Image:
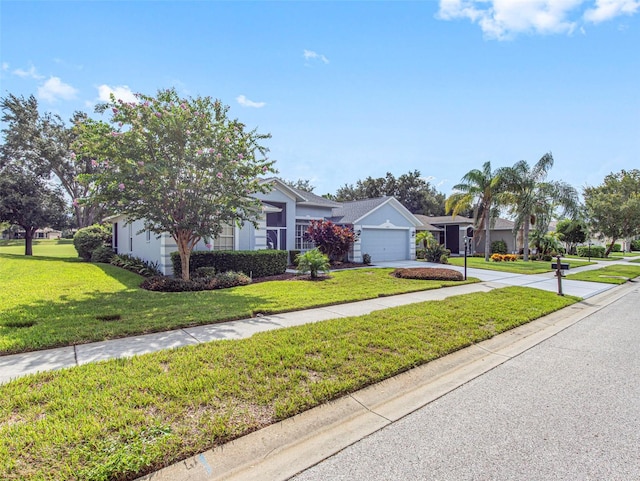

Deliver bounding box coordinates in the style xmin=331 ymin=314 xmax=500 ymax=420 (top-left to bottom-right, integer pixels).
xmin=415 ymin=248 xmax=426 ymax=260
xmin=424 ymin=244 xmax=450 ymax=263
xmin=73 ymin=224 xmax=111 ymax=261
xmin=140 ymin=276 xmax=213 ymax=292
xmin=607 ymin=243 xmax=622 ymax=252
xmin=392 ymin=267 xmax=463 ymax=281
xmin=288 ymin=250 xmax=301 ymax=266
xmin=491 ymin=240 xmax=508 ymax=254
xmin=91 ymin=245 xmax=115 ymax=264
xmin=631 ymin=239 xmax=640 ymax=251
xmin=296 ymin=248 xmax=330 ymax=279
xmin=362 ymin=253 xmax=372 ymax=265
xmin=214 ymin=270 xmax=252 ymax=289
xmin=171 ymin=250 xmax=288 ymax=279
xmin=304 ymin=220 xmax=356 ymax=261
xmin=491 ymin=253 xmax=518 ymax=262
xmin=193 ymin=266 xmax=216 ymax=278
xmin=576 ymin=245 xmax=605 ymax=258
xmin=111 ymin=254 xmax=162 ymax=277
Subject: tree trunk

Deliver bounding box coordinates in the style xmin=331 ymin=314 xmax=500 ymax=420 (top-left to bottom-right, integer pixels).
xmin=523 ymin=219 xmax=531 ymax=261
xmin=484 ymin=218 xmax=491 ymax=262
xmin=604 ymin=239 xmax=617 ymax=258
xmin=174 ymin=229 xmax=195 ymax=281
xmin=24 ymin=227 xmax=36 ymax=256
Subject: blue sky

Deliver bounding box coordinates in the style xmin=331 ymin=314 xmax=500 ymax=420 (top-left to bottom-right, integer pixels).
xmin=1 ymin=0 xmax=639 ymax=197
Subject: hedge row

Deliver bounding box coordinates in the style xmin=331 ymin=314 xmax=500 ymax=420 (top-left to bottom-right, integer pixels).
xmin=576 ymin=245 xmax=606 ymax=258
xmin=171 ymin=250 xmax=288 ymax=278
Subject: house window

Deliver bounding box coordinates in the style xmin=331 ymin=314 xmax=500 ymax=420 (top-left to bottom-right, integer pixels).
xmin=211 ymin=224 xmax=234 ymax=250
xmin=145 ymin=229 xmax=151 ymax=243
xmin=295 ymin=223 xmax=315 ymax=250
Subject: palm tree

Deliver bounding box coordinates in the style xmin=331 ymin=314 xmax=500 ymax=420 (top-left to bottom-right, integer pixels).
xmin=499 ymin=153 xmax=579 ymax=261
xmin=445 ymin=161 xmax=502 ymax=262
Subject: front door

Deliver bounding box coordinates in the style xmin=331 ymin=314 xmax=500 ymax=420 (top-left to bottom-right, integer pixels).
xmin=445 ymin=225 xmax=459 ymax=254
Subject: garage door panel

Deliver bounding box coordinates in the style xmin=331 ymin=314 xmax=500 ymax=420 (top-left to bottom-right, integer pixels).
xmin=360 ymin=229 xmax=408 ymax=262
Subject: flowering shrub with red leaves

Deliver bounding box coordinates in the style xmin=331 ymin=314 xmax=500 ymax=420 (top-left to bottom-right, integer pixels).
xmin=304 ymin=220 xmax=357 ymax=261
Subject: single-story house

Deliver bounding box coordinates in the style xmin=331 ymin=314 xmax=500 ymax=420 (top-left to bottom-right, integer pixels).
xmin=107 ymin=178 xmax=422 ymax=276
xmin=1 ymin=227 xmax=62 ymax=240
xmin=415 ymin=214 xmax=517 ymax=255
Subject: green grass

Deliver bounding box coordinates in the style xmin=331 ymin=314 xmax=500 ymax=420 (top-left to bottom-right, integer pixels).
xmin=0 ymin=238 xmax=77 ymax=258
xmin=564 ymin=254 xmax=618 ymax=262
xmin=0 ymin=248 xmax=477 ymax=354
xmin=610 ymin=251 xmax=640 ymax=257
xmin=629 ymin=258 xmax=640 ymax=264
xmin=447 ymin=256 xmax=593 ymax=274
xmin=0 ymin=286 xmax=577 ymax=481
xmin=565 ymin=264 xmax=640 ymax=284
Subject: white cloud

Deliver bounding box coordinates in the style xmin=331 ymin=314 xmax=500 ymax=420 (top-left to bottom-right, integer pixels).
xmin=236 ymin=94 xmax=266 ymax=108
xmin=12 ymin=64 xmax=44 ymax=79
xmin=303 ymin=49 xmax=329 ymax=64
xmin=97 ymin=84 xmax=137 ymax=103
xmin=437 ymin=0 xmax=639 ymax=39
xmin=2 ymin=62 xmax=9 ymax=71
xmin=584 ymin=0 xmax=640 ymax=23
xmin=37 ymin=76 xmax=78 ymax=102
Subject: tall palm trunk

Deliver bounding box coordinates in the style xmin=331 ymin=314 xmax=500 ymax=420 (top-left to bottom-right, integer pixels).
xmin=484 ymin=217 xmax=491 ymax=262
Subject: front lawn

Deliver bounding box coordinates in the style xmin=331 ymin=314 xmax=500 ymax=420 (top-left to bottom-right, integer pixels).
xmin=0 ymin=238 xmax=77 ymax=258
xmin=446 ymin=256 xmax=593 ymax=274
xmin=0 ymin=251 xmax=476 ymax=354
xmin=565 ymin=264 xmax=640 ymax=284
xmin=0 ymin=286 xmax=577 ymax=481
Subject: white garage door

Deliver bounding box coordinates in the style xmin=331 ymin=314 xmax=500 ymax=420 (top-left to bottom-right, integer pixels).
xmin=360 ymin=228 xmax=409 ymax=262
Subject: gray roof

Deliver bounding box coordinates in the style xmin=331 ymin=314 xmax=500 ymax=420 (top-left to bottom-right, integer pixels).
xmin=492 ymin=218 xmax=515 ymax=230
xmin=329 ymin=197 xmax=390 ymax=224
xmin=261 ymin=177 xmax=341 ymax=208
xmin=420 ymin=215 xmax=475 ymax=226
xmin=413 ymin=214 xmax=444 ymax=231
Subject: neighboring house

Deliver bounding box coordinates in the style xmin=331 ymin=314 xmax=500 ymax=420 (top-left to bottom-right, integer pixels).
xmin=108 ymin=178 xmax=421 ymax=276
xmin=415 ymin=214 xmax=517 ymax=255
xmin=1 ymin=227 xmax=62 ymax=240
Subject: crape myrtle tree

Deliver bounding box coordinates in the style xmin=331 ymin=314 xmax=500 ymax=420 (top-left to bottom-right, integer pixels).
xmin=0 ymin=165 xmax=67 ymax=255
xmin=584 ymin=169 xmax=640 ymax=257
xmin=81 ymin=88 xmax=276 ymax=280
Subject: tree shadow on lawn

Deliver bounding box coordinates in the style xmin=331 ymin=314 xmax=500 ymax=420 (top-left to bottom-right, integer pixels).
xmin=0 ymin=281 xmax=275 ymax=355
xmin=0 ymin=252 xmax=83 ymax=263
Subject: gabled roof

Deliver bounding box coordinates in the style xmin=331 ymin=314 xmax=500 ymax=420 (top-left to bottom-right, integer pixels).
xmin=329 ymin=196 xmax=422 ymax=226
xmin=493 ymin=218 xmax=515 ymax=230
xmin=413 ymin=214 xmax=444 ymax=231
xmin=421 ymin=215 xmax=475 ymax=226
xmin=260 ymin=177 xmax=341 ymax=208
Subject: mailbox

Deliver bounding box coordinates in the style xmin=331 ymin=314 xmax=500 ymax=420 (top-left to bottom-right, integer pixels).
xmin=551 ymin=263 xmax=570 ymax=270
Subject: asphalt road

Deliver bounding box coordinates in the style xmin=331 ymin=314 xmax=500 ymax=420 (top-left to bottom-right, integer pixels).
xmin=291 ymin=283 xmax=640 ymax=481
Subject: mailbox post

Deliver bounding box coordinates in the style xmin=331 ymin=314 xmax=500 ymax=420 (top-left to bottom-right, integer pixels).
xmin=551 ymin=255 xmax=570 ymax=296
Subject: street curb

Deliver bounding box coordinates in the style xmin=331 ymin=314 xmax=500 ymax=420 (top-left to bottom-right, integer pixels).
xmin=137 ymin=281 xmax=637 ymax=481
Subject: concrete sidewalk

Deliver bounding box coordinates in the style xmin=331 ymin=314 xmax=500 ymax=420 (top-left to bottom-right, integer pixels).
xmin=0 ymin=262 xmax=617 ymax=384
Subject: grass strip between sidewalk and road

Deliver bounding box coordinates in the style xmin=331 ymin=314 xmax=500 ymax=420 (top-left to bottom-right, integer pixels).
xmin=0 ymin=252 xmax=477 ymax=355
xmin=565 ymin=264 xmax=640 ymax=284
xmin=0 ymin=286 xmax=577 ymax=481
xmin=447 ymin=256 xmax=593 ymax=274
